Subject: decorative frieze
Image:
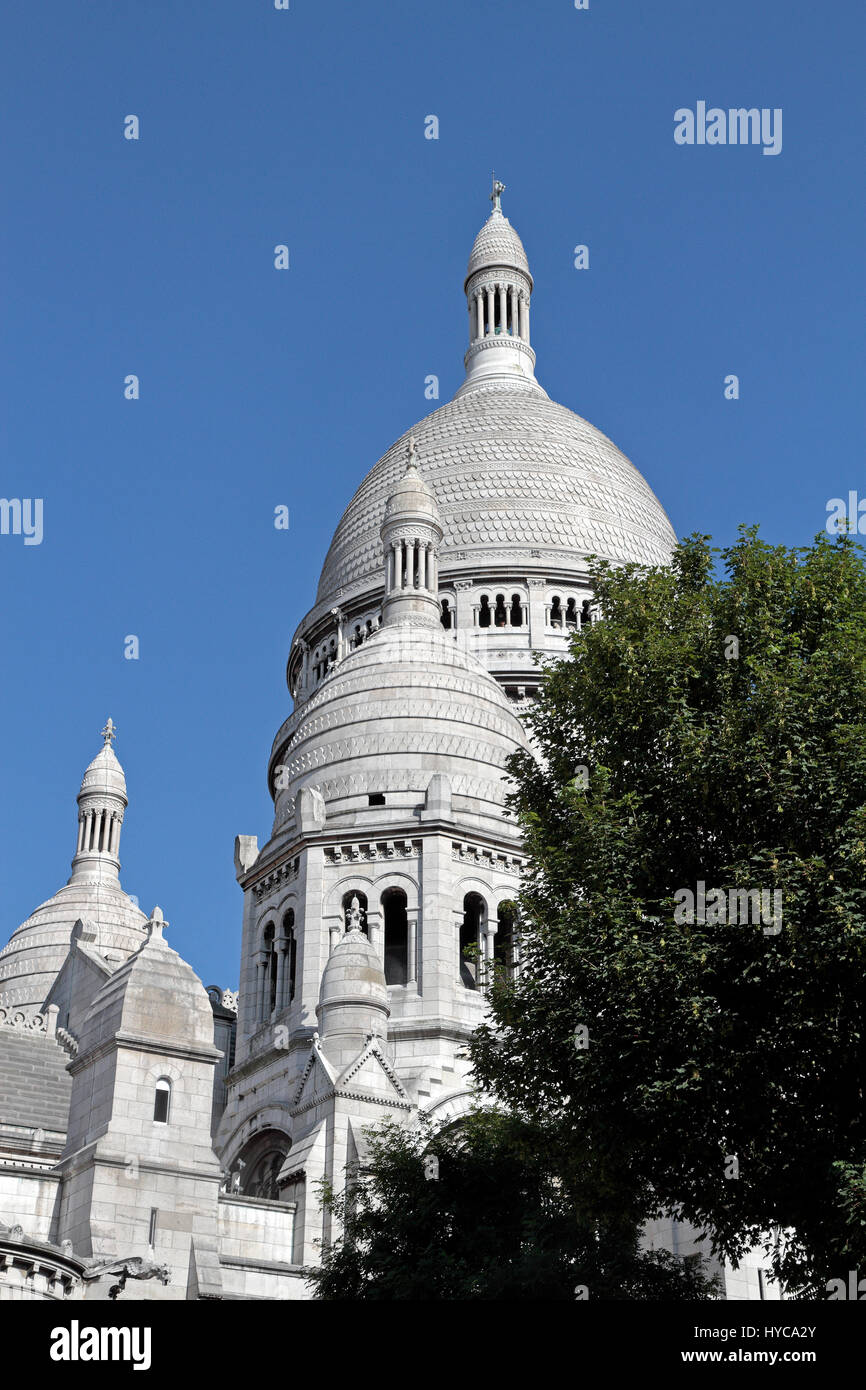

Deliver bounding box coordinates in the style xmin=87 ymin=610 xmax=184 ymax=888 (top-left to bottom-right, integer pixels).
xmin=451 ymin=841 xmax=523 ymax=875
xmin=252 ymin=856 xmax=301 ymax=902
xmin=325 ymin=839 xmax=420 ymax=865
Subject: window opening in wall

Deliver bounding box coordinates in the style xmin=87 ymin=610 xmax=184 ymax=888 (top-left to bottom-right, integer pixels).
xmin=509 ymin=594 xmax=523 ymax=627
xmin=495 ymin=900 xmax=517 ymax=978
xmin=263 ymin=922 xmax=278 ymax=1014
xmin=565 ymin=597 xmax=578 ymax=630
xmin=550 ymin=596 xmax=563 ymax=628
xmin=368 ymin=793 xmax=386 ymax=806
xmin=440 ymin=598 xmax=452 ymax=630
xmin=460 ymin=893 xmax=485 ymax=989
xmin=494 ymin=594 xmax=508 ymax=627
xmin=283 ymin=909 xmax=297 ymax=1004
xmin=581 ymin=599 xmax=593 ymax=627
xmin=153 ymin=1078 xmax=171 ymax=1124
xmin=383 ymin=889 xmax=409 ymax=986
xmin=478 ymin=595 xmax=491 ymax=628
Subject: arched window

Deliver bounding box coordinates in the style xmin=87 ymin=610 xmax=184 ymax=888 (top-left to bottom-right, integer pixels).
xmin=263 ymin=922 xmax=278 ymax=1015
xmin=581 ymin=599 xmax=593 ymax=627
xmin=565 ymin=597 xmax=578 ymax=630
xmin=365 ymin=619 xmax=374 ymax=637
xmin=550 ymin=596 xmax=563 ymax=628
xmin=460 ymin=893 xmax=485 ymax=989
xmin=282 ymin=909 xmax=297 ymax=1005
xmin=478 ymin=595 xmax=491 ymax=628
xmin=495 ymin=900 xmax=518 ymax=979
xmin=440 ymin=597 xmax=452 ymax=630
xmin=153 ymin=1078 xmax=171 ymax=1124
xmin=229 ymin=1129 xmax=291 ymax=1201
xmin=382 ymin=888 xmax=408 ymax=986
xmin=509 ymin=593 xmax=524 ymax=627
xmin=494 ymin=594 xmax=508 ymax=627
xmin=343 ymin=891 xmax=368 ymax=934
xmin=353 ymin=624 xmax=362 ymax=648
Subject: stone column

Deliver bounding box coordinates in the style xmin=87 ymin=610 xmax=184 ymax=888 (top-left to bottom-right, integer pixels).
xmin=256 ymin=952 xmax=269 ymax=1025
xmin=406 ymin=908 xmax=418 ymax=988
xmin=527 ymin=577 xmax=547 ymax=650
xmin=522 ymin=298 xmax=530 ymax=342
xmin=393 ymin=541 xmax=403 ymax=590
xmin=485 ymin=285 xmax=494 ymax=337
xmin=367 ymin=906 xmax=384 ymax=959
xmin=475 ymin=292 xmax=484 ymax=340
xmin=417 ymin=540 xmax=427 ymax=591
xmin=452 ymin=579 xmax=472 ymax=630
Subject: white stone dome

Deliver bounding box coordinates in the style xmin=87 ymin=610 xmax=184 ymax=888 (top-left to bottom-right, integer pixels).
xmin=0 ymin=880 xmax=147 ymax=1012
xmin=272 ymin=620 xmax=528 ymax=835
xmin=466 ymin=207 xmax=532 ymax=285
xmin=315 ymin=378 xmax=676 ymax=609
xmin=0 ymin=726 xmax=145 ymax=1012
xmin=78 ymin=743 xmax=127 ymax=801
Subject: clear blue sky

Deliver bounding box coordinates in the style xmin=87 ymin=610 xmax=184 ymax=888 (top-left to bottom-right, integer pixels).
xmin=1 ymin=0 xmax=863 ymax=987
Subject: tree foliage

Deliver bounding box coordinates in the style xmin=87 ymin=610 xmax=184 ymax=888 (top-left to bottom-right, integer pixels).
xmin=470 ymin=528 xmax=866 ymax=1295
xmin=307 ymin=1111 xmax=719 ymax=1300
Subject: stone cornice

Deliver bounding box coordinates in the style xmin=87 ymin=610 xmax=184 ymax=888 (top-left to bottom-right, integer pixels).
xmin=69 ymin=1031 xmax=222 ymax=1075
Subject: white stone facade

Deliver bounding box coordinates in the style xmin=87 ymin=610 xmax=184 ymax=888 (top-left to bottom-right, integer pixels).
xmin=0 ymin=185 xmax=774 ymax=1301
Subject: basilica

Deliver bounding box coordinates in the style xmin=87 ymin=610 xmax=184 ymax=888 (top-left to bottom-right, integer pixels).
xmin=0 ymin=183 xmax=774 ymax=1300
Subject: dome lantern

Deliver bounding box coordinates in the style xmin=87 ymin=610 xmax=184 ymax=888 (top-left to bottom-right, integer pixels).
xmin=462 ymin=176 xmax=538 ymax=392
xmin=70 ymin=719 xmax=128 ymax=883
xmin=379 ymin=437 xmax=444 ymax=628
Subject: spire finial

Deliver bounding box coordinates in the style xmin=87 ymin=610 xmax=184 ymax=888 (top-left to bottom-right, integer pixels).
xmin=490 ymin=173 xmax=505 ymax=213
xmin=100 ymin=717 xmax=117 ymax=747
xmin=406 ymin=435 xmax=418 ymax=471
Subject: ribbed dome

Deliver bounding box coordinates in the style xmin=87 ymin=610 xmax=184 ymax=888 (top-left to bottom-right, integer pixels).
xmin=318 ymin=928 xmax=388 ymax=1015
xmin=315 ymin=379 xmax=676 ymax=608
xmin=273 ymin=620 xmax=527 ymax=834
xmin=382 ymin=460 xmax=441 ymax=526
xmin=79 ymin=743 xmax=127 ymax=801
xmin=466 ymin=208 xmax=532 ymax=285
xmin=0 ymin=880 xmax=147 ymax=1012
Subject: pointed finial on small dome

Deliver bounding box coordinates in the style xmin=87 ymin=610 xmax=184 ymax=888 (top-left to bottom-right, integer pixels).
xmin=490 ymin=173 xmax=505 ymax=212
xmin=100 ymin=717 xmax=117 ymax=747
xmin=146 ymin=905 xmax=168 ymax=940
xmin=406 ymin=435 xmax=418 ymax=472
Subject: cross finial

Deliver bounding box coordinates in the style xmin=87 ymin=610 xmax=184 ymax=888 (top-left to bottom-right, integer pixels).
xmin=100 ymin=717 xmax=117 ymax=747
xmin=491 ymin=174 xmax=505 ymax=212
xmin=406 ymin=435 xmax=418 ymax=470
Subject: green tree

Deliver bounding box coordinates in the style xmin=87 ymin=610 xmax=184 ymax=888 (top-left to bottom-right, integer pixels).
xmin=308 ymin=1110 xmax=719 ymax=1300
xmin=470 ymin=528 xmax=866 ymax=1296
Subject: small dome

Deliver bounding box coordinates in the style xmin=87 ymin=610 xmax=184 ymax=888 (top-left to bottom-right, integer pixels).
xmin=79 ymin=743 xmax=127 ymax=802
xmin=466 ymin=209 xmax=532 ymax=286
xmin=382 ymin=460 xmax=441 ymax=529
xmin=318 ymin=927 xmax=388 ymax=1017
xmin=76 ymin=922 xmax=216 ymax=1060
xmin=0 ymin=880 xmax=147 ymax=1012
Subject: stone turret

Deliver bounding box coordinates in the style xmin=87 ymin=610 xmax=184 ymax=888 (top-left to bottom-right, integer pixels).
xmin=379 ymin=437 xmax=443 ymax=628
xmin=56 ymin=906 xmax=224 ymax=1298
xmin=316 ymin=912 xmax=390 ymax=1070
